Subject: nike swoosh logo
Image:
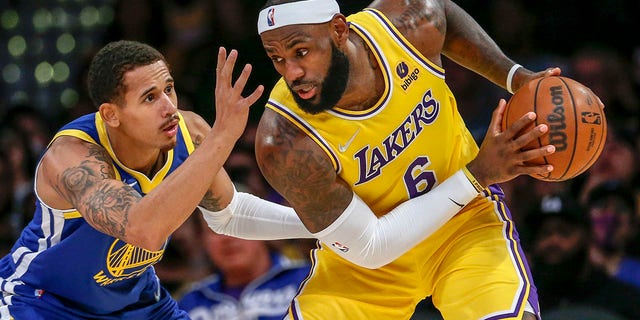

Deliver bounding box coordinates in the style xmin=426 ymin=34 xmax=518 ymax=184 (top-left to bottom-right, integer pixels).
xmin=127 ymin=181 xmax=138 ymax=187
xmin=338 ymin=128 xmax=361 ymax=153
xmin=448 ymin=197 xmax=464 ymax=208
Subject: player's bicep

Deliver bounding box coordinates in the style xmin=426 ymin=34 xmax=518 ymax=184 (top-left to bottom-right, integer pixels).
xmin=256 ymin=111 xmax=352 ymax=233
xmin=42 ymin=138 xmax=141 ymax=239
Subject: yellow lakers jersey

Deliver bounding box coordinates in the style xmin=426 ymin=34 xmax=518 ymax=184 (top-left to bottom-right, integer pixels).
xmin=268 ymin=9 xmax=540 ymax=320
xmin=266 ymin=9 xmax=479 ymax=215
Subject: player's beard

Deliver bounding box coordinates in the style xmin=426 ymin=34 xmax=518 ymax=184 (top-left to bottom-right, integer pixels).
xmin=291 ymin=43 xmax=349 ymax=115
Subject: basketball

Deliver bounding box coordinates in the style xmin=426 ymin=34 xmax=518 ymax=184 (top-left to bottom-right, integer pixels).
xmin=502 ymin=76 xmax=607 ymax=181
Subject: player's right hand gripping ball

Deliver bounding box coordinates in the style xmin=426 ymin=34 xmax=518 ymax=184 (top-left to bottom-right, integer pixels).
xmin=502 ymin=76 xmax=607 ymax=182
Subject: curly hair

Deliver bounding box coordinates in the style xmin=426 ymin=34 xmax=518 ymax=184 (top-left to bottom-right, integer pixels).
xmin=87 ymin=40 xmax=167 ymax=108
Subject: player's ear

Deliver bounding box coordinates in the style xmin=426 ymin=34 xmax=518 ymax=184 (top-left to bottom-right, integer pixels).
xmin=330 ymin=14 xmax=349 ymax=44
xmin=99 ymin=102 xmax=120 ymax=127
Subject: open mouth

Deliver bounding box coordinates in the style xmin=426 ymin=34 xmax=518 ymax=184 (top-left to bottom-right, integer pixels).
xmin=295 ymin=84 xmax=317 ymax=100
xmin=162 ymin=120 xmax=179 ymax=136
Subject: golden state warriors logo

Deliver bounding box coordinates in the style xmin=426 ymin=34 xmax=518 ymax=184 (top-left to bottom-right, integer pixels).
xmin=93 ymin=239 xmax=164 ymax=286
xmin=396 ymin=61 xmax=420 ymax=91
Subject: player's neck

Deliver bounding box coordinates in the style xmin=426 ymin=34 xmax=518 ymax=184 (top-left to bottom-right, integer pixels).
xmin=336 ymin=34 xmax=384 ymax=111
xmin=106 ymin=127 xmax=166 ymax=177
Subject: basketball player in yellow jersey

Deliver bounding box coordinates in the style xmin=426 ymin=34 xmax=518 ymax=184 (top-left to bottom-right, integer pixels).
xmin=247 ymin=0 xmax=562 ymax=319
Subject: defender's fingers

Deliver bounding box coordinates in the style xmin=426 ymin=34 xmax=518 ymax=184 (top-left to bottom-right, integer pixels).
xmin=242 ymin=85 xmax=265 ymax=107
xmin=218 ymin=49 xmax=238 ymax=83
xmin=232 ymin=64 xmax=253 ymax=91
xmin=216 ymin=47 xmax=227 ymax=74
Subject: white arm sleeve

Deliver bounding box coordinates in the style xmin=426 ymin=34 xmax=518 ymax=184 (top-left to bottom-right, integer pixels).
xmin=312 ymin=169 xmax=480 ymax=269
xmin=202 ymin=169 xmax=481 ymax=269
xmin=199 ymin=189 xmax=314 ymax=240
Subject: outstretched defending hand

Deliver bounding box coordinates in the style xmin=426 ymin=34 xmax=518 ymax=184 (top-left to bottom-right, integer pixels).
xmin=467 ymin=98 xmax=556 ymax=187
xmin=212 ymin=47 xmax=264 ymax=141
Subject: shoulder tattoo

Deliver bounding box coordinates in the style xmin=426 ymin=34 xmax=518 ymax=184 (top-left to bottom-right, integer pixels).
xmin=394 ymin=0 xmax=445 ymax=34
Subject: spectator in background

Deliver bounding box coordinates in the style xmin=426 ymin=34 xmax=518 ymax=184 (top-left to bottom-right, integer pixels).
xmin=576 ymin=125 xmax=638 ymax=205
xmin=586 ymin=180 xmax=640 ymax=290
xmin=178 ymin=211 xmax=311 ymax=320
xmin=0 ymin=105 xmax=52 ymax=233
xmin=0 ymin=150 xmax=15 ymax=256
xmin=570 ymin=46 xmax=639 ymax=133
xmin=103 ymin=0 xmax=169 ymax=50
xmin=527 ymin=194 xmax=640 ymax=319
xmin=154 ymin=213 xmax=212 ymax=297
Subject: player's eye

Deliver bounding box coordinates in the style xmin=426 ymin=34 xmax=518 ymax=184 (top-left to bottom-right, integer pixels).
xmin=165 ymin=85 xmax=173 ymax=95
xmin=296 ymin=49 xmax=308 ymax=57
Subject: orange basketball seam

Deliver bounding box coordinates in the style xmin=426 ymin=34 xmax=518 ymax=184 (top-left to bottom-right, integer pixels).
xmin=557 ymin=77 xmax=578 ymax=181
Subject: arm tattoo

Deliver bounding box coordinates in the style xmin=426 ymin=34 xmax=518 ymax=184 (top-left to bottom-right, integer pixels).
xmin=192 ymin=135 xmax=202 ymax=149
xmin=200 ymin=189 xmax=223 ymax=211
xmin=261 ymin=116 xmax=350 ymax=231
xmin=83 ymin=184 xmax=140 ymax=238
xmin=55 ymin=144 xmax=141 ymax=239
xmin=394 ymin=0 xmax=445 ymax=34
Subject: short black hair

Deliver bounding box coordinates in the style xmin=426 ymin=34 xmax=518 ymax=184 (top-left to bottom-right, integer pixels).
xmin=86 ymin=40 xmax=167 ymax=108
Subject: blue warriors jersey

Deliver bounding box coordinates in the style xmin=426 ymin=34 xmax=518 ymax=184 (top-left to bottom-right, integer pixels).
xmin=0 ymin=112 xmax=192 ymax=319
xmin=266 ymin=9 xmax=540 ymax=320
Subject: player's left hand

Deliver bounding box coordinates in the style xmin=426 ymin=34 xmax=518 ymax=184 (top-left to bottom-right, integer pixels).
xmin=512 ymin=67 xmax=561 ymax=93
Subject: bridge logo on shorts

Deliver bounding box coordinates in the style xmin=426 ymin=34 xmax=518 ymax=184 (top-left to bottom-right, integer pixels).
xmin=93 ymin=239 xmax=164 ymax=286
xmin=396 ymin=61 xmax=420 ymax=91
xmin=267 ymin=8 xmax=276 ymax=26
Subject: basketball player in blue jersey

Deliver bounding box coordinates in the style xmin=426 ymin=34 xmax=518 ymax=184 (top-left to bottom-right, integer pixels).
xmin=0 ymin=40 xmax=269 ymax=319
xmin=205 ymin=0 xmax=562 ymax=319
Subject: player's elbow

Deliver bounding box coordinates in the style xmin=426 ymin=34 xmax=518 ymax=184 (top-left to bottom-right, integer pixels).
xmin=124 ymin=227 xmax=168 ymax=251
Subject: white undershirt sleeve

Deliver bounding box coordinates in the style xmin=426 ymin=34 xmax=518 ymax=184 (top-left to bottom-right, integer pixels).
xmin=201 ymin=168 xmax=482 ymax=268
xmin=199 ymin=190 xmax=314 ymax=240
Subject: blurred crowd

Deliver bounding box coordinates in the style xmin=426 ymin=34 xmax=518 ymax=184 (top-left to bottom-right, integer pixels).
xmin=1 ymin=0 xmax=639 ymax=319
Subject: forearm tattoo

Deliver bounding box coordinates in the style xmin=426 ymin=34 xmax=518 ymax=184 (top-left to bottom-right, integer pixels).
xmin=200 ymin=190 xmax=223 ymax=211
xmin=54 ymin=144 xmax=141 ymax=239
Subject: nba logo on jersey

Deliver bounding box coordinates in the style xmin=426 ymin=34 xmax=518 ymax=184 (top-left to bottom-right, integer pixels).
xmin=267 ymin=8 xmax=276 ymax=26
